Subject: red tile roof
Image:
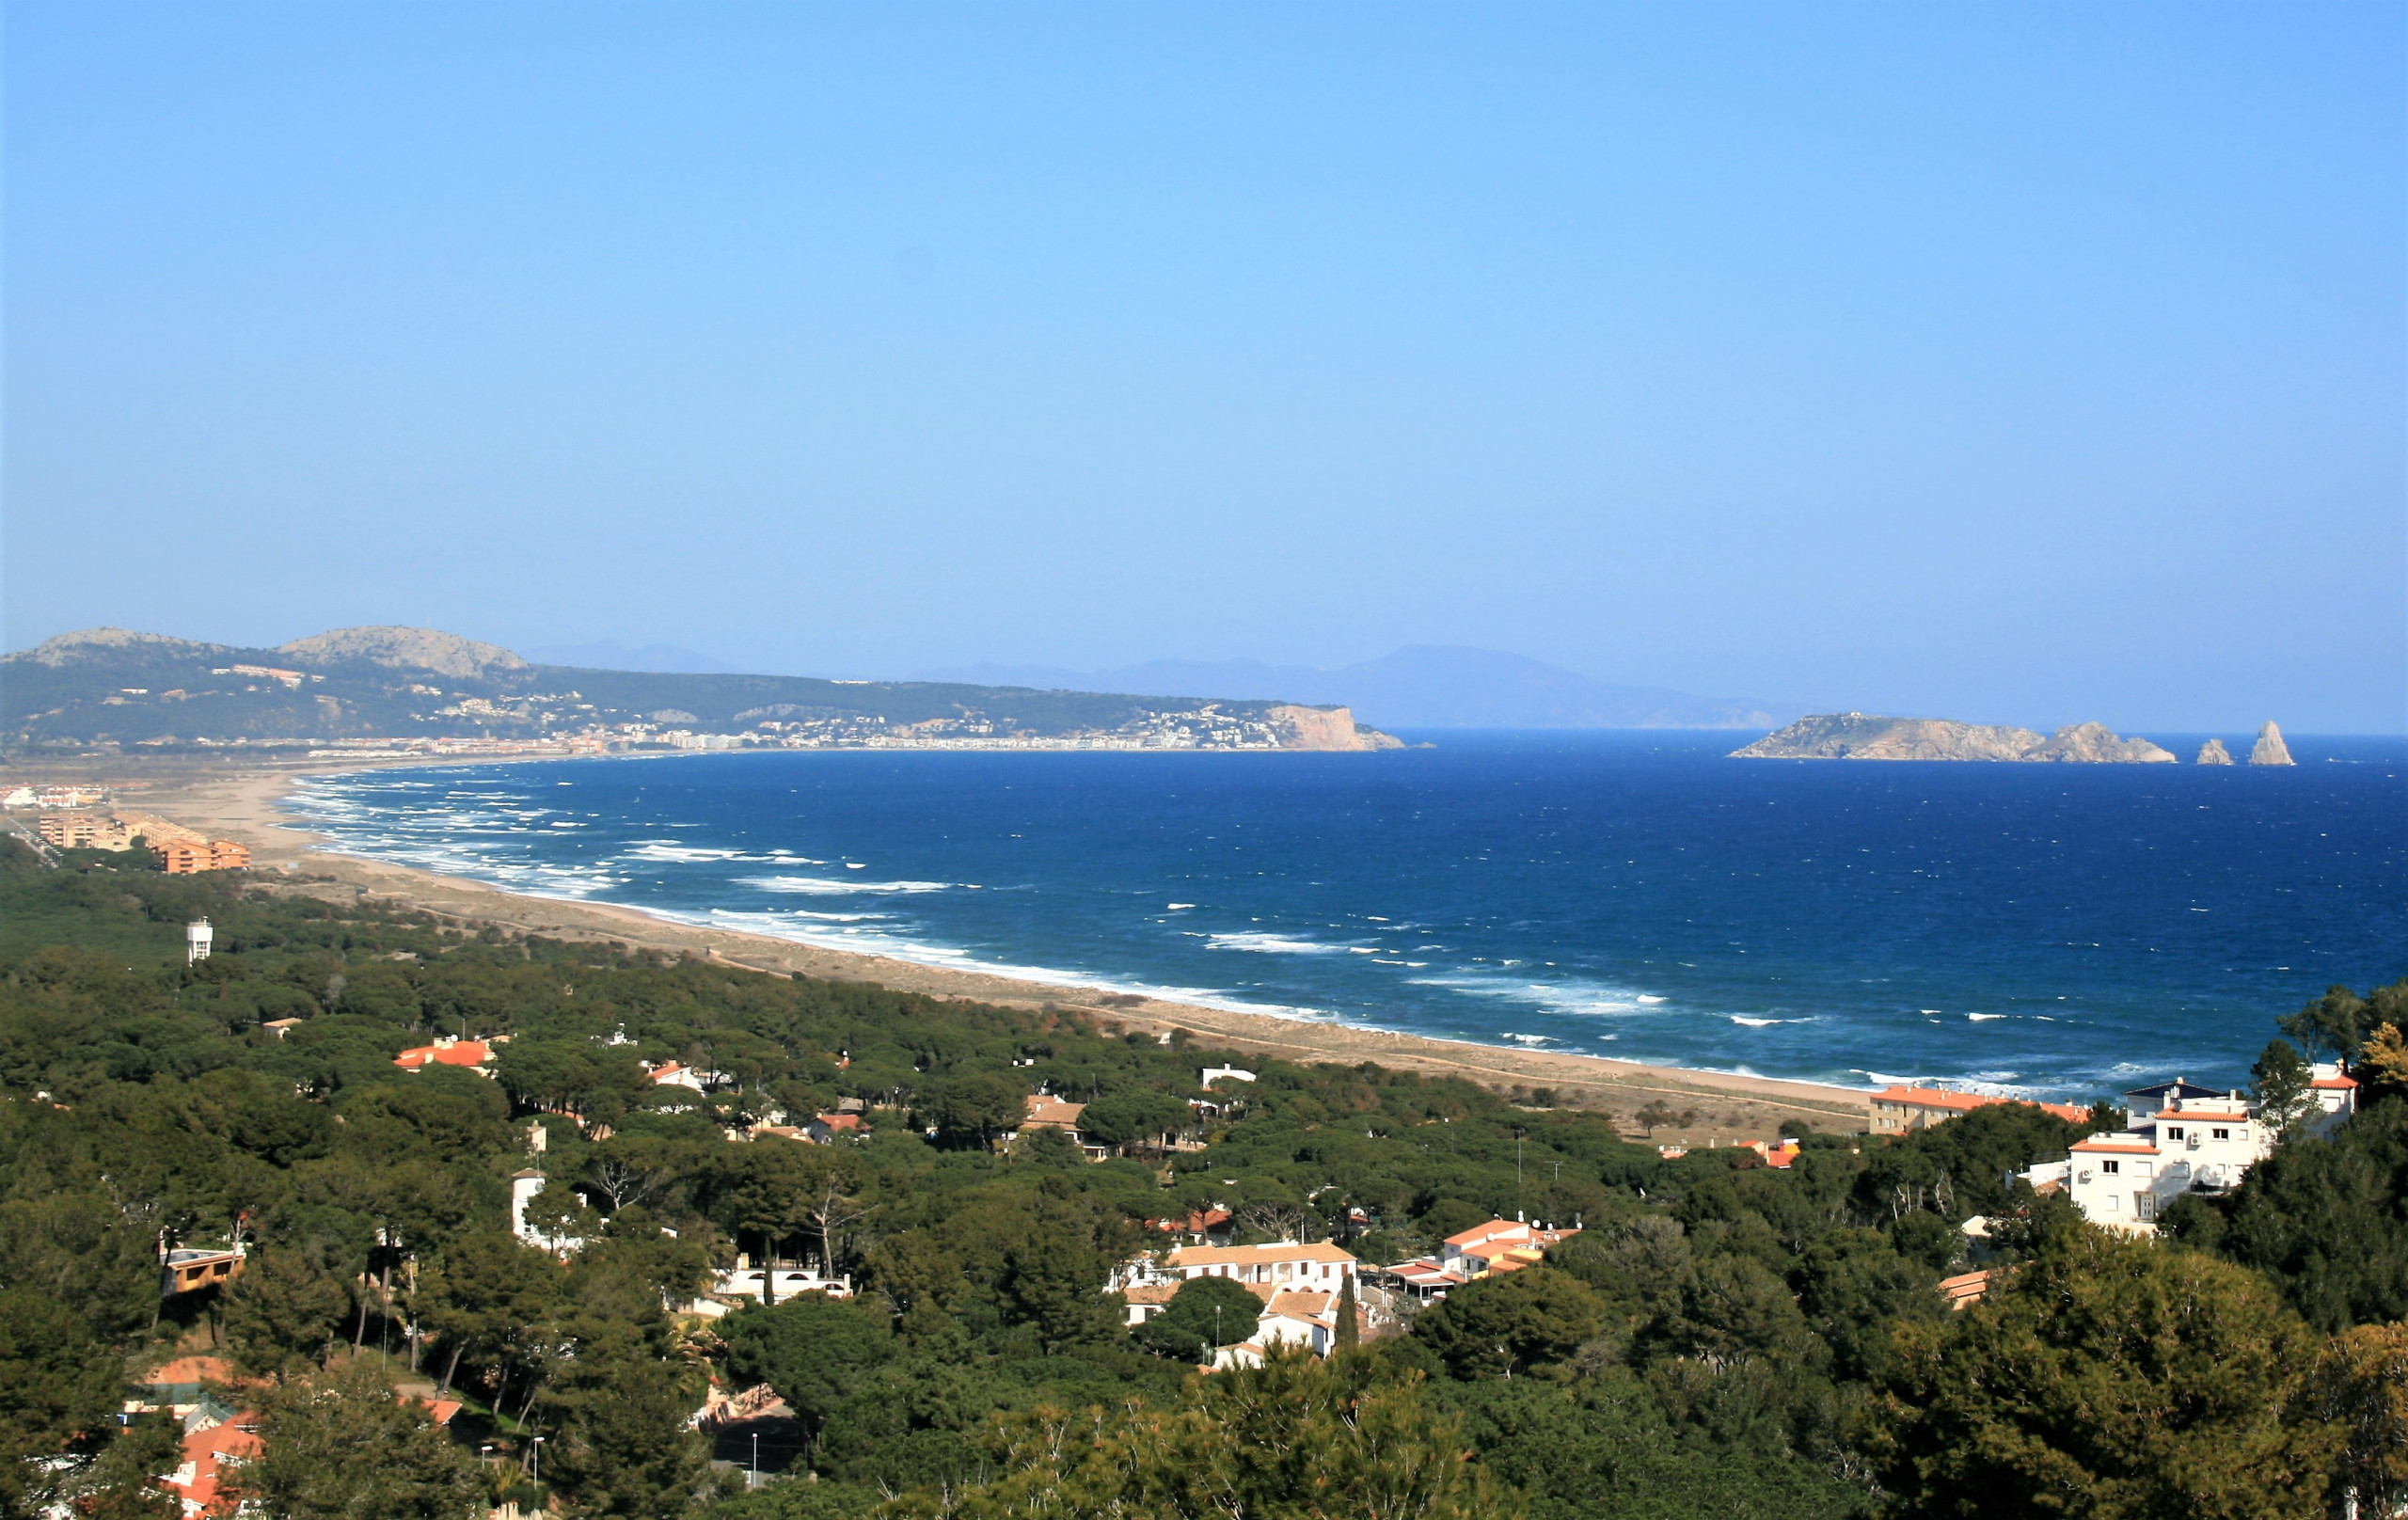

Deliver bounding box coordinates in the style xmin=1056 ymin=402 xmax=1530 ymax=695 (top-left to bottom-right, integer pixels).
xmin=394 ymin=1040 xmax=489 ymax=1069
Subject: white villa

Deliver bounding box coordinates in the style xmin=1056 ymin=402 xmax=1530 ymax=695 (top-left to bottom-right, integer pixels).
xmin=1112 ymin=1240 xmax=1363 ymax=1367
xmin=2055 ymin=1065 xmax=2356 ymax=1232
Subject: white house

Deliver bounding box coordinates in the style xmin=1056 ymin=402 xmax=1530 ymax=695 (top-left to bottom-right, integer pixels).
xmin=1212 ymin=1284 xmax=1356 ymax=1369
xmin=1149 ymin=1240 xmax=1356 ymax=1290
xmin=689 ymin=1265 xmax=853 ymax=1316
xmin=508 ymin=1171 xmax=585 ymax=1255
xmin=2066 ymin=1067 xmax=2355 ymax=1233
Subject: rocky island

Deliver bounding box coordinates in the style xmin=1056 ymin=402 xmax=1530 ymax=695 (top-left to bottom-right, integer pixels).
xmin=1732 ymin=713 xmax=2178 ymax=763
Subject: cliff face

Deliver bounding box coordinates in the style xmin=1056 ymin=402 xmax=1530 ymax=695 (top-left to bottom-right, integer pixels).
xmin=2249 ymin=721 xmax=2295 ymax=767
xmin=1268 ymin=705 xmax=1402 ymax=751
xmin=1733 ymin=713 xmax=2173 ymax=763
xmin=2196 ymin=738 xmax=2234 ymax=766
xmin=2028 ymin=722 xmax=2177 ymax=764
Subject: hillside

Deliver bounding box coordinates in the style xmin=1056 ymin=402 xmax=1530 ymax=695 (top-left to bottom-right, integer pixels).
xmin=0 ymin=627 xmax=1400 ymax=754
xmin=1733 ymin=713 xmax=2179 ymax=763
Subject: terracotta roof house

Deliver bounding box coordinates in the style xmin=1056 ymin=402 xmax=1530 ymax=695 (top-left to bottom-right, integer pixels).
xmin=160 ymin=1409 xmax=261 ymax=1517
xmin=1936 ymin=1270 xmax=1993 ymax=1311
xmin=805 ymin=1113 xmax=864 ymax=1143
xmin=1018 ymin=1094 xmax=1106 ymax=1157
xmin=1868 ymin=1085 xmax=2090 ymax=1135
xmin=393 ymin=1037 xmax=492 ymax=1074
xmin=1163 ymin=1240 xmax=1357 ymax=1290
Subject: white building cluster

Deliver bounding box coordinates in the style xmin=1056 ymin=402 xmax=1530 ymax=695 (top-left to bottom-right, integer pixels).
xmin=2037 ymin=1068 xmax=2358 ymax=1232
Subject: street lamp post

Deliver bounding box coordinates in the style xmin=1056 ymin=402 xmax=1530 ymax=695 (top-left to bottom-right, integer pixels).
xmin=531 ymin=1435 xmax=544 ymax=1488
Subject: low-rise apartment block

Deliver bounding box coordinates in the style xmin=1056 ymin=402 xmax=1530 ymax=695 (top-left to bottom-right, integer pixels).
xmin=2055 ymin=1069 xmax=2356 ymax=1232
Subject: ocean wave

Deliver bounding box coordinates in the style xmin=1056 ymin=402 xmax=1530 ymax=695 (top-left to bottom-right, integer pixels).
xmin=1408 ymin=972 xmax=1665 ymax=1019
xmin=623 ymin=842 xmax=780 ymax=863
xmin=1206 ymin=932 xmax=1341 ymax=955
xmin=741 ymin=874 xmax=956 ymax=895
xmin=1730 ymin=1015 xmax=1802 ymax=1027
xmin=1967 ymin=1012 xmax=2007 ymax=1022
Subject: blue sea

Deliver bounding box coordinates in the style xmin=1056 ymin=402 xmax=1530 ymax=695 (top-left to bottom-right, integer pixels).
xmin=286 ymin=733 xmax=2406 ymax=1100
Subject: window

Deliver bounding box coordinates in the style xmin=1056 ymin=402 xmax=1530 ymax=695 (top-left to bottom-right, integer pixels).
xmin=2134 ymin=1162 xmax=2152 ymax=1179
xmin=2103 ymin=1194 xmax=2119 ymax=1212
xmin=2099 ymin=1159 xmax=2120 ymax=1175
xmin=2165 ymin=1127 xmax=2183 ymax=1140
xmin=2212 ymin=1128 xmax=2230 ymax=1142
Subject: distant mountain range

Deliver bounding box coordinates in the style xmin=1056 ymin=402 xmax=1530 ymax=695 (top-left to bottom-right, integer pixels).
xmin=915 ymin=646 xmax=1805 ymax=731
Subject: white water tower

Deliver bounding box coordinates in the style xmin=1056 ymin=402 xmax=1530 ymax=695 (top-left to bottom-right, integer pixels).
xmin=185 ymin=918 xmax=213 ymax=965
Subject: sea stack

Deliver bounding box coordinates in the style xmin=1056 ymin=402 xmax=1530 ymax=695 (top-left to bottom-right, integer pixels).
xmin=2195 ymin=738 xmax=2233 ymax=766
xmin=2249 ymin=722 xmax=2295 ymax=767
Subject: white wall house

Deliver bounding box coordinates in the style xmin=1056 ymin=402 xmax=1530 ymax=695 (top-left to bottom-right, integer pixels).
xmin=2067 ymin=1067 xmax=2356 ymax=1233
xmin=1139 ymin=1241 xmax=1356 ymax=1290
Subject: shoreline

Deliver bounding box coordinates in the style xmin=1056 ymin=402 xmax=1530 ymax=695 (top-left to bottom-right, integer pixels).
xmin=4 ymin=753 xmax=1877 ymax=1141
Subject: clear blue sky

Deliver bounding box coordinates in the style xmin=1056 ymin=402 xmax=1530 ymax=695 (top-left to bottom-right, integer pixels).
xmin=6 ymin=3 xmax=2401 ymax=730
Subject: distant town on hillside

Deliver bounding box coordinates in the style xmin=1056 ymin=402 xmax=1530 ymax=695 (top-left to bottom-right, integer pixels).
xmin=0 ymin=626 xmax=1400 ymax=758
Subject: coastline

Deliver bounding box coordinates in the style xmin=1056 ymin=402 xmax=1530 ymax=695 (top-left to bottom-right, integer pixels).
xmin=6 ymin=754 xmax=1876 ymax=1141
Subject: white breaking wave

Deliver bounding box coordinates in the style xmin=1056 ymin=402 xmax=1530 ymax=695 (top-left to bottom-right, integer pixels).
xmin=1408 ymin=972 xmax=1666 ymax=1019
xmin=1731 ymin=1015 xmax=1805 ymax=1027
xmin=1967 ymin=1012 xmax=2007 ymax=1022
xmin=622 ymin=842 xmax=780 ymax=863
xmin=1207 ymin=932 xmax=1342 ymax=955
xmin=741 ymin=874 xmax=956 ymax=895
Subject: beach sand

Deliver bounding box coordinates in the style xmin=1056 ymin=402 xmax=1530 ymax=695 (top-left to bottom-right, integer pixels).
xmin=6 ymin=755 xmax=1875 ymax=1142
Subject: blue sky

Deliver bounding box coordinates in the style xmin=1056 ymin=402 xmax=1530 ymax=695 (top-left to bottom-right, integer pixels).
xmin=5 ymin=4 xmax=2400 ymax=730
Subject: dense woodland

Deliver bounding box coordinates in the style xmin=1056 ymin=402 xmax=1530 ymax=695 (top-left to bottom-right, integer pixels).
xmin=4 ymin=838 xmax=2405 ymax=1520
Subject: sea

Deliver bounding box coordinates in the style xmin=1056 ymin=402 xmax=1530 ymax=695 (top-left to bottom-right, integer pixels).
xmin=285 ymin=732 xmax=2407 ymax=1101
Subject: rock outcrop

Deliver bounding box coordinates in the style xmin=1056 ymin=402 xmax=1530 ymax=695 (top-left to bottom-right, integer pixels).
xmin=2195 ymin=738 xmax=2233 ymax=766
xmin=2027 ymin=722 xmax=2178 ymax=764
xmin=1734 ymin=713 xmax=2174 ymax=763
xmin=1730 ymin=713 xmax=2045 ymax=761
xmin=1268 ymin=705 xmax=1403 ymax=752
xmin=2249 ymin=721 xmax=2295 ymax=767
xmin=278 ymin=625 xmax=528 ymax=678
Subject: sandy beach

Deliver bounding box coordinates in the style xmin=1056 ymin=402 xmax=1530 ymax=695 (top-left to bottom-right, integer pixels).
xmin=5 ymin=754 xmax=1877 ymax=1141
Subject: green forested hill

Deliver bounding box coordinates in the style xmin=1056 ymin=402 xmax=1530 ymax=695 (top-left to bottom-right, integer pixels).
xmin=0 ymin=626 xmax=1323 ymax=751
xmin=1 ymin=840 xmax=2400 ymax=1520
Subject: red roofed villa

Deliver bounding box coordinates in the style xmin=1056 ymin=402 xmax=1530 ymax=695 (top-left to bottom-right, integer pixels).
xmin=392 ymin=1037 xmax=492 ymax=1074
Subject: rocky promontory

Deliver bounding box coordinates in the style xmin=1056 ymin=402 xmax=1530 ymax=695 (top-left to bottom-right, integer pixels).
xmin=1732 ymin=713 xmax=2177 ymax=763
xmin=2250 ymin=721 xmax=2295 ymax=767
xmin=2196 ymin=738 xmax=2233 ymax=766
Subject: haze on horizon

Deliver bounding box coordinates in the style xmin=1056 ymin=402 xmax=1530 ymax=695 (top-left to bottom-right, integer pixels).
xmin=4 ymin=4 xmax=2401 ymax=733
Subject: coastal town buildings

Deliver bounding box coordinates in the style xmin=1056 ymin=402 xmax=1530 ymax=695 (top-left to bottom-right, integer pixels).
xmin=1113 ymin=1241 xmax=1368 ymax=1367
xmin=36 ymin=811 xmax=135 ymax=849
xmin=1144 ymin=1240 xmax=1359 ymax=1290
xmin=157 ymin=838 xmax=250 ymax=873
xmin=1868 ymin=1084 xmax=2092 ymax=1134
xmin=1377 ymin=1218 xmax=1581 ymax=1298
xmin=2050 ymin=1068 xmax=2356 ymax=1232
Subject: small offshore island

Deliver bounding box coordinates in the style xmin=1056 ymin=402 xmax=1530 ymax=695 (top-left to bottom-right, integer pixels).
xmin=1734 ymin=711 xmax=2299 ymax=764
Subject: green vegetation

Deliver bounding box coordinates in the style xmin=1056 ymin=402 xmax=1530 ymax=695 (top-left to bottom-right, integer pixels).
xmin=2 ymin=837 xmax=2403 ymax=1518
xmin=0 ymin=630 xmax=1316 ymax=751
